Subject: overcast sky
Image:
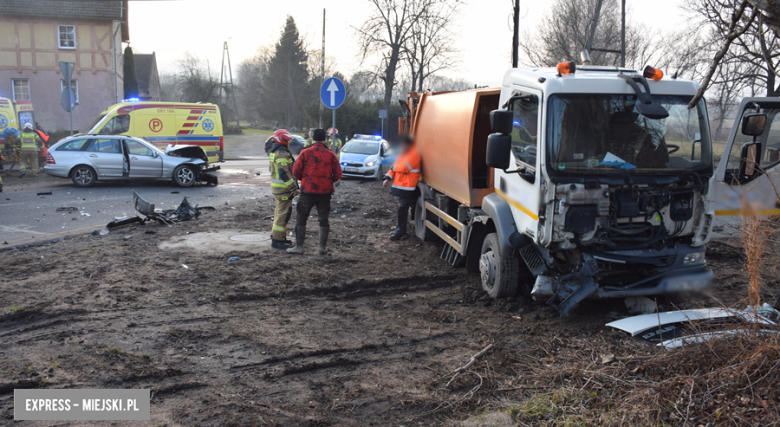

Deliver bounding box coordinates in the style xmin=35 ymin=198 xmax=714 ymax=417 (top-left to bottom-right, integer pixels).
xmin=129 ymin=0 xmax=690 ymax=86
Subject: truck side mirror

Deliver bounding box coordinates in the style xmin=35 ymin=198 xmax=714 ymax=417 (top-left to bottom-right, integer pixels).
xmin=486 ymin=133 xmax=512 ymax=170
xmin=490 ymin=110 xmax=514 ymax=134
xmin=740 ymin=142 xmax=759 ymax=178
xmin=741 ymin=113 xmax=767 ymax=136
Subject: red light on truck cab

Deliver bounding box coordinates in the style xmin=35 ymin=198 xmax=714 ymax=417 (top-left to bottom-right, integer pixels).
xmin=557 ymin=61 xmax=576 ymax=75
xmin=643 ymin=65 xmax=664 ymax=81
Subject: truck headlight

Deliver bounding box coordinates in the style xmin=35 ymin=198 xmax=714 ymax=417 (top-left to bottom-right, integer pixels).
xmin=365 ymin=161 xmax=376 ymax=167
xmin=683 ymin=252 xmax=706 ymax=266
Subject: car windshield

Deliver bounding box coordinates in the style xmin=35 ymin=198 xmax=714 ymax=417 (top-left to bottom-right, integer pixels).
xmin=548 ymin=94 xmax=712 ymax=174
xmin=341 ymin=141 xmax=379 ymax=155
xmin=84 ymin=114 xmax=106 ymax=134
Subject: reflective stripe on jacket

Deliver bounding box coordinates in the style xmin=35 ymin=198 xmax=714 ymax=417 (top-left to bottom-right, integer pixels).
xmin=20 ymin=132 xmax=38 ymax=151
xmin=384 ymin=145 xmax=421 ymax=191
xmin=269 ymin=144 xmax=297 ymax=194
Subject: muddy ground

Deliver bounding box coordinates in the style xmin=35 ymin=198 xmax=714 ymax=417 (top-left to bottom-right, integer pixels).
xmin=0 ymin=179 xmax=773 ymax=426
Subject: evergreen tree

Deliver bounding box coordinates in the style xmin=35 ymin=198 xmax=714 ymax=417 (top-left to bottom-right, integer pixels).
xmin=260 ymin=16 xmax=309 ymax=128
xmin=123 ymin=46 xmax=139 ymax=100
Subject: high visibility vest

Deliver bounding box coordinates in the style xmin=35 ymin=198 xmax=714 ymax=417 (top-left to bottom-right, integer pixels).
xmin=20 ymin=132 xmax=37 ymax=150
xmin=384 ymin=145 xmax=421 ymax=191
xmin=269 ymin=148 xmax=296 ymax=192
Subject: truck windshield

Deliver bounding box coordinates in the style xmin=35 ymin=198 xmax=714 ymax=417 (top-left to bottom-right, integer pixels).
xmin=548 ymin=94 xmax=712 ymax=174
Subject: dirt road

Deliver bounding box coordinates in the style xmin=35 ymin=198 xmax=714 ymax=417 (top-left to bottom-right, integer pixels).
xmin=0 ymin=179 xmax=768 ymax=425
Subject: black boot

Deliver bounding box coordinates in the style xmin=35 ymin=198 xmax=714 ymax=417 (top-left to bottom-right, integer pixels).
xmin=271 ymin=238 xmax=290 ymax=249
xmin=390 ymin=206 xmax=409 ymax=240
xmin=287 ymin=226 xmax=306 ymax=254
xmin=318 ymin=227 xmax=329 ymax=255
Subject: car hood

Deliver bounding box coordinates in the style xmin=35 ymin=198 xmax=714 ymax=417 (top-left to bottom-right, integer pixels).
xmin=340 ymin=153 xmax=377 ymax=163
xmin=165 ymin=145 xmax=208 ymax=162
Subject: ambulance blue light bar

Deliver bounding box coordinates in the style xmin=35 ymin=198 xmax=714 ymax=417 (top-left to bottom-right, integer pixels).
xmin=353 ymin=134 xmax=382 ymax=141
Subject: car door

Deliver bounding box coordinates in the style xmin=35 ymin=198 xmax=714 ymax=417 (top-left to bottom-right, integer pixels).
xmin=84 ymin=138 xmax=127 ymax=177
xmin=705 ymin=97 xmax=780 ymax=240
xmin=125 ymin=139 xmax=162 ymax=178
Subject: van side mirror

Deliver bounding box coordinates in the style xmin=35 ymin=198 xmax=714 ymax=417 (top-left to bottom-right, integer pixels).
xmin=486 ymin=133 xmax=512 ymax=170
xmin=742 ymin=113 xmax=767 ymax=136
xmin=490 ymin=110 xmax=514 ymax=134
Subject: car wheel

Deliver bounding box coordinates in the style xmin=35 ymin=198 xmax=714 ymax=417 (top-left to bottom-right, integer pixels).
xmin=173 ymin=164 xmax=197 ymax=187
xmin=479 ymin=233 xmax=519 ymax=298
xmin=71 ymin=165 xmax=96 ymax=187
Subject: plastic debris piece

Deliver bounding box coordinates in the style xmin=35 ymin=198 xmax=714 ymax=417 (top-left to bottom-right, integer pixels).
xmin=182 ymin=264 xmax=189 ymax=269
xmin=227 ymin=257 xmax=241 ymax=262
xmin=624 ymin=296 xmax=657 ymax=315
xmin=99 ymin=229 xmax=110 ymax=236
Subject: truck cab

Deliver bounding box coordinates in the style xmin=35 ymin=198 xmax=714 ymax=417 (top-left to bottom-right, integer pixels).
xmin=405 ymin=62 xmax=780 ymax=315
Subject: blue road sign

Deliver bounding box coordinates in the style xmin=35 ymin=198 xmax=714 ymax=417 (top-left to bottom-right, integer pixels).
xmin=320 ymin=77 xmax=346 ymax=109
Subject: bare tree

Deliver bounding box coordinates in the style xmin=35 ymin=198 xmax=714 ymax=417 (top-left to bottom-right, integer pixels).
xmin=405 ymin=0 xmax=461 ymax=92
xmin=175 ymin=52 xmax=220 ymax=103
xmin=519 ymin=0 xmax=654 ymax=68
xmin=355 ymin=0 xmax=437 ymax=111
xmin=236 ymin=47 xmax=272 ymax=121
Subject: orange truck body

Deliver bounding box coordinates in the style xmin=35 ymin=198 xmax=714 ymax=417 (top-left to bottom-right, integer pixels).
xmin=402 ymin=89 xmax=500 ymax=207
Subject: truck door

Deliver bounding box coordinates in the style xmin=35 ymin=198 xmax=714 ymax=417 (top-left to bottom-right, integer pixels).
xmin=706 ymin=97 xmax=780 ymax=239
xmin=496 ymin=88 xmax=542 ymax=241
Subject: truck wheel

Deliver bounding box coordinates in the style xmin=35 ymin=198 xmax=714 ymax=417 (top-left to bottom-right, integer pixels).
xmin=479 ymin=233 xmax=519 ymax=298
xmin=173 ymin=165 xmax=196 ymax=187
xmin=71 ymin=165 xmax=96 ymax=187
xmin=414 ymin=194 xmax=434 ymax=241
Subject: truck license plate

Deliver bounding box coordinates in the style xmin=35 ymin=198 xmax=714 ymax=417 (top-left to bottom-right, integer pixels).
xmin=345 ymin=167 xmax=359 ymax=172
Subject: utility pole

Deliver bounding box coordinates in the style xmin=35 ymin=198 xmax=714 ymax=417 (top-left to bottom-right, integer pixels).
xmin=219 ymin=41 xmax=241 ymax=133
xmin=320 ymin=8 xmax=325 ymax=128
xmin=620 ymin=0 xmax=626 ymax=68
xmin=512 ymin=0 xmax=519 ymax=68
xmin=585 ymin=0 xmax=604 ymax=52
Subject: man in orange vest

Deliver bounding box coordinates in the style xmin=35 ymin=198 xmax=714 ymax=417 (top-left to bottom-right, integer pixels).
xmin=382 ymin=135 xmax=421 ymax=240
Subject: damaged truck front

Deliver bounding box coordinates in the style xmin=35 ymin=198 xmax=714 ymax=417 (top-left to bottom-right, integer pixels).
xmin=405 ymin=63 xmax=779 ymax=315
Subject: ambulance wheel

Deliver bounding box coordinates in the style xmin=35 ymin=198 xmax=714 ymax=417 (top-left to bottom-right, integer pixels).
xmin=414 ymin=194 xmax=434 ymax=241
xmin=71 ymin=165 xmax=96 ymax=187
xmin=173 ymin=165 xmax=196 ymax=187
xmin=479 ymin=233 xmax=519 ymax=298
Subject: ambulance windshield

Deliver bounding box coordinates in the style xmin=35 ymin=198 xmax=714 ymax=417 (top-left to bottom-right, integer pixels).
xmin=85 ymin=114 xmax=106 ymax=134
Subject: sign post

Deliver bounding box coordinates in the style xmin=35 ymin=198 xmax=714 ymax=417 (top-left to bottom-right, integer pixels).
xmin=320 ymin=77 xmax=345 ymax=152
xmin=378 ymin=109 xmax=387 ymax=137
xmin=59 ymin=61 xmax=76 ymax=135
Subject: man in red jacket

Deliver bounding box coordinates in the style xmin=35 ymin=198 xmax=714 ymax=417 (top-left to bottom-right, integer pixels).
xmin=287 ymin=128 xmax=342 ymax=255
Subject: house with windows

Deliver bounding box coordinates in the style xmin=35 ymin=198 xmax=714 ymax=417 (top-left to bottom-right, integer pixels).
xmin=0 ymin=0 xmax=129 ymax=131
xmin=134 ymin=52 xmax=161 ymax=102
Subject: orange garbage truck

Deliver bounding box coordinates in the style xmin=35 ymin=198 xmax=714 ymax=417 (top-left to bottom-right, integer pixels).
xmin=401 ymin=62 xmax=780 ymax=316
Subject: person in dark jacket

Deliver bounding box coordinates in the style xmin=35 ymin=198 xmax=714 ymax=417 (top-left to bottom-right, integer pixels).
xmin=287 ymin=128 xmax=342 ymax=255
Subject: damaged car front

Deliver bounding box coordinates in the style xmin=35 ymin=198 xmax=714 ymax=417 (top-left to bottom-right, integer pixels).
xmin=165 ymin=145 xmax=220 ymax=186
xmin=532 ymin=89 xmax=714 ymax=315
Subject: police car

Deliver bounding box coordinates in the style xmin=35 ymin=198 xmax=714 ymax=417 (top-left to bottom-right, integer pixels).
xmin=338 ymin=135 xmax=396 ymax=179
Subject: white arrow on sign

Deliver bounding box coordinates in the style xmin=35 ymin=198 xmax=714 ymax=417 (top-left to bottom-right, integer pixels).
xmin=327 ymin=79 xmax=339 ymax=107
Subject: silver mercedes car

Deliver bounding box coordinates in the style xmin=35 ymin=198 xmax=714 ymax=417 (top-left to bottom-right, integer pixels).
xmin=43 ymin=135 xmax=219 ymax=188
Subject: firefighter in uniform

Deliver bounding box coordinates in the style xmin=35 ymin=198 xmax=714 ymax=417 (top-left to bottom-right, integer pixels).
xmin=383 ymin=135 xmax=421 ymax=240
xmin=17 ymin=123 xmax=42 ymax=177
xmin=269 ymin=129 xmax=299 ymax=249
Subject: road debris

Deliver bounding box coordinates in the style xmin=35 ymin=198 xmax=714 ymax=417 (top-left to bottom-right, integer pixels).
xmin=36 ymin=191 xmax=52 ymax=196
xmin=606 ymin=307 xmax=777 ymax=347
xmin=56 ymin=207 xmax=78 ymax=213
xmin=227 ymin=257 xmax=241 ymax=262
xmin=105 ymin=191 xmax=215 ymax=229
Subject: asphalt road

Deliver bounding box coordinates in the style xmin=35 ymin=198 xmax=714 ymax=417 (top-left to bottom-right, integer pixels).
xmin=0 ymin=157 xmax=272 ymax=244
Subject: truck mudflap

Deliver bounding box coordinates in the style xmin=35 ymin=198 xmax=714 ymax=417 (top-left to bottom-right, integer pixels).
xmin=532 ymin=266 xmax=713 ymax=316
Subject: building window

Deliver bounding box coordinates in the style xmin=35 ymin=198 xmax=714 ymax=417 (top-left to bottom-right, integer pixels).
xmin=58 ymin=25 xmax=76 ymax=49
xmin=61 ymin=80 xmax=79 ymax=104
xmin=12 ymin=79 xmax=30 ymax=101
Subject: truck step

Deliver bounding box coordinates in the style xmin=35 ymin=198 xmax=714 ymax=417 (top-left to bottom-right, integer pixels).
xmin=441 ymin=244 xmax=463 ymax=266
xmin=519 ymin=244 xmax=546 ymax=275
